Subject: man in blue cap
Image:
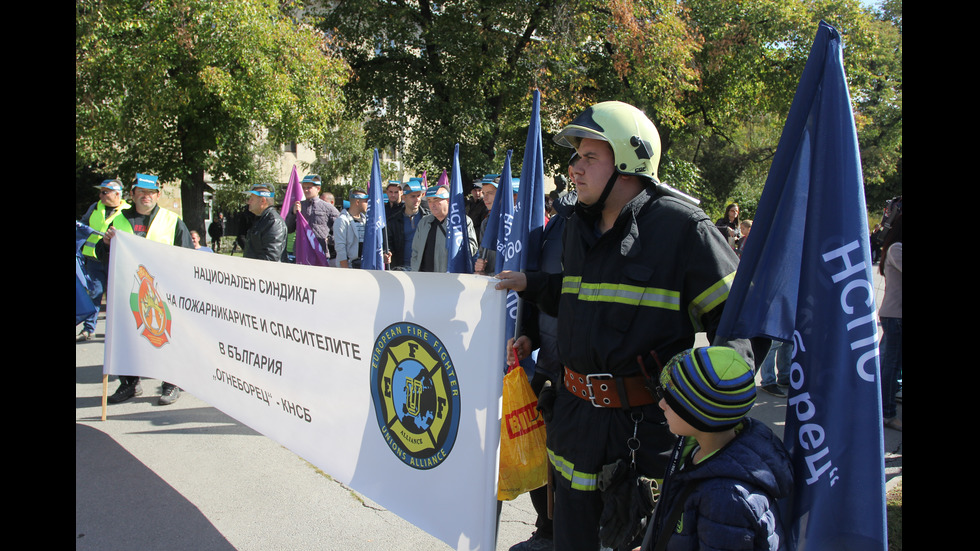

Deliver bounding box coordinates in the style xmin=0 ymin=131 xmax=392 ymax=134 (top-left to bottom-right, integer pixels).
xmin=78 ymin=178 xmax=130 ymax=341
xmin=385 ymin=179 xmax=426 ymax=270
xmin=410 ymin=185 xmax=477 ymax=272
xmin=335 ymin=188 xmax=369 ymax=268
xmin=285 ymin=174 xmax=335 ymax=262
xmin=466 ymin=179 xmax=488 ymax=230
xmin=97 ymin=173 xmax=193 ymax=405
xmin=243 ymin=184 xmax=287 ymax=262
xmin=385 ymin=180 xmax=405 ymax=218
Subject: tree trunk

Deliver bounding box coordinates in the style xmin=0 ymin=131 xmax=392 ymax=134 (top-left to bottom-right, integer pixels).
xmin=181 ymin=168 xmax=210 ymax=241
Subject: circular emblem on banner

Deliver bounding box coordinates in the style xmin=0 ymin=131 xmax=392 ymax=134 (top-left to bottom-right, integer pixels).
xmin=130 ymin=265 xmax=172 ymax=348
xmin=370 ymin=322 xmax=461 ymax=470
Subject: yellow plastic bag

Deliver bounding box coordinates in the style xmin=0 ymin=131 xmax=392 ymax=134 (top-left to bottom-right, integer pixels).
xmin=497 ymin=359 xmax=548 ymax=501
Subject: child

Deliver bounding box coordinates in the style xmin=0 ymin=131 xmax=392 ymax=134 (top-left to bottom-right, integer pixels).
xmin=641 ymin=347 xmax=794 ymax=551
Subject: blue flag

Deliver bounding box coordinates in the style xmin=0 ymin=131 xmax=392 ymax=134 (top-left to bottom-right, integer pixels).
xmin=716 ymin=22 xmax=886 ymax=551
xmin=446 ymin=143 xmax=473 ymax=273
xmin=76 ymin=221 xmax=99 ymax=325
xmin=361 ymin=149 xmax=387 ymax=271
xmin=494 ymin=153 xmax=517 ymax=275
xmin=515 ymin=89 xmax=546 ymax=272
xmin=494 ymin=152 xmax=537 ymax=376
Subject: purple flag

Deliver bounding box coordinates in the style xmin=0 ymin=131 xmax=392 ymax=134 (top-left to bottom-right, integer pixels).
xmin=282 ymin=166 xmax=329 ymax=266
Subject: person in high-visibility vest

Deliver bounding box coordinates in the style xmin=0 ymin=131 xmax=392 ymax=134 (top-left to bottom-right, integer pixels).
xmin=97 ymin=173 xmax=193 ymax=406
xmin=77 ymin=179 xmax=130 ymax=341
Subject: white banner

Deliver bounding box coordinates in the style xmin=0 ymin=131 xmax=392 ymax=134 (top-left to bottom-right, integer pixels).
xmin=105 ymin=232 xmax=506 ymax=550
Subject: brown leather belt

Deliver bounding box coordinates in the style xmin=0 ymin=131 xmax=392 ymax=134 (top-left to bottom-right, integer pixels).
xmin=563 ymin=366 xmax=655 ymax=408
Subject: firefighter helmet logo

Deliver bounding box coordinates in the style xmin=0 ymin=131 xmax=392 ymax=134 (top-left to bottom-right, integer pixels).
xmin=370 ymin=322 xmax=460 ymax=470
xmin=130 ymin=265 xmax=172 ymax=348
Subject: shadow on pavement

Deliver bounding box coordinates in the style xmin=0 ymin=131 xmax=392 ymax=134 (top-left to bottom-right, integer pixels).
xmin=75 ymin=423 xmax=236 ymax=551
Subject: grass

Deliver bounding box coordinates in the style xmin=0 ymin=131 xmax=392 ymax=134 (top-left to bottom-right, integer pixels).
xmin=887 ymin=478 xmax=902 ymax=551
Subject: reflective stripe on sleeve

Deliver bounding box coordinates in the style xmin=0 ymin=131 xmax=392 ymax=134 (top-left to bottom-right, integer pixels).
xmin=687 ymin=271 xmax=735 ymax=330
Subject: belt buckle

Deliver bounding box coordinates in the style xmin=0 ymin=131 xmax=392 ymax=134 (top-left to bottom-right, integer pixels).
xmin=585 ymin=372 xmax=614 ymax=408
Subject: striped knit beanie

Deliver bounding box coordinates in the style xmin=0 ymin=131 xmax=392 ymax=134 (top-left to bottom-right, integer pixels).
xmin=659 ymin=347 xmax=756 ymax=433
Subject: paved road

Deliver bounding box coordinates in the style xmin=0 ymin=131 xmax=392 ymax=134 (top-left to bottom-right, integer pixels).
xmin=76 ymin=270 xmax=901 ymax=550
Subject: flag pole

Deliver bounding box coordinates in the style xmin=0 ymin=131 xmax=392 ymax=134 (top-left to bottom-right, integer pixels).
xmin=101 ymin=374 xmax=108 ymax=421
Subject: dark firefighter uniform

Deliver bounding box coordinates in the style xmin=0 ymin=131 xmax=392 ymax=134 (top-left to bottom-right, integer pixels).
xmin=522 ymin=186 xmax=743 ymax=550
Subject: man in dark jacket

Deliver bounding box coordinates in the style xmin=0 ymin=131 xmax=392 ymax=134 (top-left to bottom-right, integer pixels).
xmin=243 ymin=184 xmax=287 ymax=262
xmin=385 ymin=179 xmax=426 ymax=270
xmin=208 ymin=213 xmax=225 ymax=252
xmin=495 ymin=102 xmax=752 ymax=550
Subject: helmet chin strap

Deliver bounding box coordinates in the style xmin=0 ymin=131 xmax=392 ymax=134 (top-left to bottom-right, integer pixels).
xmin=575 ymin=170 xmax=620 ymax=220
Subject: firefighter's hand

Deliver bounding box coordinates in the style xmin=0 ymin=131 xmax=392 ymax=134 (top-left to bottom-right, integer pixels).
xmin=508 ymin=335 xmax=532 ymax=361
xmin=494 ymin=270 xmax=526 ymax=292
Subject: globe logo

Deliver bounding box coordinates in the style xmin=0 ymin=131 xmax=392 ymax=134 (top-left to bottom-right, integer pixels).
xmin=392 ymin=359 xmax=436 ymax=433
xmin=371 ymin=322 xmax=461 ymax=470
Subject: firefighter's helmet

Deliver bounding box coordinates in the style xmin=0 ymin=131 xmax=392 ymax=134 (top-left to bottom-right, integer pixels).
xmin=554 ymin=101 xmax=661 ymax=183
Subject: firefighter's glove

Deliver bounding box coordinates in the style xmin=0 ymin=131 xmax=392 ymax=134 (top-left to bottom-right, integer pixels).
xmin=637 ymin=350 xmax=664 ymax=399
xmin=536 ymin=380 xmax=556 ymax=424
xmin=597 ymin=459 xmax=658 ymax=549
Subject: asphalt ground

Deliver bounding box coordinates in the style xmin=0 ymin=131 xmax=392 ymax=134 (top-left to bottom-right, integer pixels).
xmin=76 ymin=268 xmax=901 ymax=550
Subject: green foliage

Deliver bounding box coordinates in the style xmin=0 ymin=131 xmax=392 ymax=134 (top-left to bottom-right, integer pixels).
xmin=76 ymin=0 xmax=350 ymax=232
xmin=321 ymin=0 xmax=558 ymax=181
xmin=77 ymin=0 xmax=901 ymax=223
xmin=322 ymin=0 xmax=899 ymax=210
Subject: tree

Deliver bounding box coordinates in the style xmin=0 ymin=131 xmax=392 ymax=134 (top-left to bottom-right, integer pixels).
xmin=852 ymin=0 xmax=902 ymax=208
xmin=320 ymin=0 xmax=900 ymax=210
xmin=76 ymin=0 xmax=350 ymax=236
xmin=660 ymin=0 xmax=901 ymax=216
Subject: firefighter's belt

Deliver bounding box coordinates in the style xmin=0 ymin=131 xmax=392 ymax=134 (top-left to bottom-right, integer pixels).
xmin=563 ymin=366 xmax=655 ymax=408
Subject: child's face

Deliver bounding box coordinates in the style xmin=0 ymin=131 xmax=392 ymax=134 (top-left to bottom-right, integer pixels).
xmin=659 ymin=398 xmax=697 ymax=437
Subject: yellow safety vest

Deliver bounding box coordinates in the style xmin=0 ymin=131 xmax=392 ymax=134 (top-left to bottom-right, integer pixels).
xmin=81 ymin=200 xmax=130 ymax=258
xmin=111 ymin=207 xmax=181 ymax=245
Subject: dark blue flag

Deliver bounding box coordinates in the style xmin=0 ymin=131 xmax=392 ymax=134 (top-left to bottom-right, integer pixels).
xmin=494 ymin=152 xmax=537 ymax=376
xmin=515 ymin=89 xmax=546 ymax=272
xmin=361 ymin=149 xmax=387 ymax=270
xmin=446 ymin=144 xmax=473 ymax=273
xmin=494 ymin=153 xmax=517 ymax=275
xmin=716 ymin=22 xmax=886 ymax=551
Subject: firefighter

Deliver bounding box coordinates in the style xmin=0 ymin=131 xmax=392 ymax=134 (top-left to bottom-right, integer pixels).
xmin=496 ymin=101 xmax=752 ymax=550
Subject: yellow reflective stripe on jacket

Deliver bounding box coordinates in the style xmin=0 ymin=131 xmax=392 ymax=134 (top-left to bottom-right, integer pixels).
xmin=562 ymin=276 xmax=582 ymax=294
xmin=81 ymin=201 xmax=129 ymax=257
xmin=109 ymin=207 xmax=179 ymax=245
xmin=548 ymin=449 xmax=598 ymax=491
xmin=688 ymin=271 xmax=735 ymax=330
xmin=561 ymin=276 xmax=681 ymax=311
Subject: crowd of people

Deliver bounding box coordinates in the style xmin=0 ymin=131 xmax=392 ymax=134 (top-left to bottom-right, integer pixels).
xmin=76 ymin=99 xmax=901 ymax=551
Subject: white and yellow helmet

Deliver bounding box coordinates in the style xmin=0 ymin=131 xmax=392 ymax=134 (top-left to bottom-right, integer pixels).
xmin=554 ymin=101 xmax=661 ymax=183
